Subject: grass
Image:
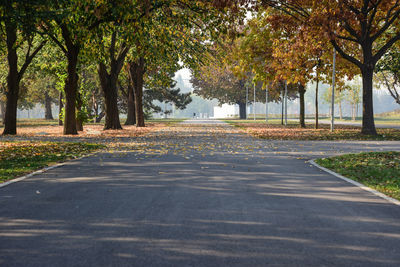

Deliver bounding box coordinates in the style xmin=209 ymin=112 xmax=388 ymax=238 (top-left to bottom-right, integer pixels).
xmin=317 ymin=117 xmax=400 ymax=125
xmin=224 ymin=119 xmax=400 ymax=140
xmin=376 ymin=109 xmax=400 ymax=119
xmin=0 ymin=141 xmax=105 ymax=183
xmin=316 ymin=152 xmax=400 ymax=201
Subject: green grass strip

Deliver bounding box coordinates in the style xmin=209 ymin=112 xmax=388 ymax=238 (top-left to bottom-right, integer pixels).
xmin=316 ymin=152 xmax=400 ymax=201
xmin=0 ymin=142 xmax=105 ymax=183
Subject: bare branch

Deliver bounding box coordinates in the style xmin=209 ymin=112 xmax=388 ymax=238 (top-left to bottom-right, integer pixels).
xmin=331 ymin=39 xmax=363 ymax=69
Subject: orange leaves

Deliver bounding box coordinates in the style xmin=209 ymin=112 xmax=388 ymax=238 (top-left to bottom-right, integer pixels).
xmin=233 ymin=122 xmax=400 ymax=141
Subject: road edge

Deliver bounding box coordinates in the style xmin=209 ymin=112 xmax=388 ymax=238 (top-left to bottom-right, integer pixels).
xmin=309 ymin=159 xmax=400 ymax=207
xmin=0 ymin=152 xmax=99 ymax=189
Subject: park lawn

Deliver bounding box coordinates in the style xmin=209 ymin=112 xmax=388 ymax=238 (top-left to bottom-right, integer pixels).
xmin=225 ymin=120 xmax=400 ymax=140
xmin=316 ymin=152 xmax=400 ymax=201
xmin=0 ymin=141 xmax=105 ymax=183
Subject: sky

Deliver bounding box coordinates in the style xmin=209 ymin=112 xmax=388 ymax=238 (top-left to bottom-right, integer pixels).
xmin=174 ymin=68 xmax=192 ymax=88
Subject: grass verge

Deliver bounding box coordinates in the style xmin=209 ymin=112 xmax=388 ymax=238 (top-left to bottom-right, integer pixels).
xmin=316 ymin=152 xmax=400 ymax=201
xmin=225 ymin=120 xmax=400 ymax=140
xmin=0 ymin=141 xmax=105 ymax=183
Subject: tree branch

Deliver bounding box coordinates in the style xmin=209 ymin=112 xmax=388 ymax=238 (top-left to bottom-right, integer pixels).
xmin=371 ymin=2 xmax=400 ymax=41
xmin=373 ymin=31 xmax=400 ymax=64
xmin=331 ymin=40 xmax=363 ymax=69
xmin=18 ymin=40 xmax=47 ymax=80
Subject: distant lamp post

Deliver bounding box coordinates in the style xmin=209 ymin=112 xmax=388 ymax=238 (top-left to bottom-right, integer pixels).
xmin=284 ymin=80 xmax=288 ymax=126
xmin=246 ymin=85 xmax=248 ymax=120
xmin=265 ymin=85 xmax=269 ymax=123
xmin=331 ymin=47 xmax=336 ymax=132
xmin=253 ymin=83 xmax=256 ymax=121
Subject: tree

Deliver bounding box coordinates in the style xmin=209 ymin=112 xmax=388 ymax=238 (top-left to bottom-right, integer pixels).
xmin=143 ymin=70 xmax=192 ymax=117
xmin=43 ymin=0 xmax=120 ymax=134
xmin=376 ymin=45 xmax=400 ymax=105
xmin=262 ymin=0 xmax=400 ymax=135
xmin=345 ymin=81 xmax=362 ymax=120
xmin=1 ymin=1 xmax=47 ymax=134
xmin=230 ymin=12 xmax=305 ymax=125
xmin=94 ymin=30 xmax=129 ymax=130
xmin=191 ymin=56 xmax=275 ymax=119
xmin=126 ymin=0 xmax=242 ymax=127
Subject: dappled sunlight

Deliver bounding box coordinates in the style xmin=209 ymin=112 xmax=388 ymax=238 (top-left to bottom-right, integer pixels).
xmin=2 ymin=121 xmax=400 ymax=265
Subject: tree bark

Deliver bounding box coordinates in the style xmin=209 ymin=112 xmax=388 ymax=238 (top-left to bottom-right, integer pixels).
xmin=361 ymin=66 xmax=377 ymax=135
xmin=238 ymin=101 xmax=246 ymax=119
xmin=0 ymin=100 xmax=5 ymax=125
xmin=3 ymin=22 xmax=19 ymax=135
xmin=75 ymin=92 xmax=83 ymax=131
xmin=44 ymin=91 xmax=54 ymax=120
xmin=125 ymin=81 xmax=136 ymax=125
xmin=58 ymin=91 xmax=63 ymax=125
xmin=98 ymin=62 xmax=122 ymax=130
xmin=63 ymin=46 xmax=79 ymax=135
xmin=299 ymin=84 xmax=306 ymax=128
xmin=128 ymin=57 xmax=146 ymax=127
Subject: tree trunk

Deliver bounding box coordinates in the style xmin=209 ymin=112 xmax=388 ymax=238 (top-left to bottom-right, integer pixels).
xmin=92 ymin=91 xmax=98 ymax=123
xmin=281 ymin=90 xmax=284 ymax=125
xmin=98 ymin=63 xmax=122 ymax=130
xmin=96 ymin=110 xmax=105 ymax=123
xmin=44 ymin=91 xmax=54 ymax=120
xmin=75 ymin=92 xmax=83 ymax=131
xmin=63 ymin=47 xmax=79 ymax=135
xmin=315 ymin=78 xmax=319 ymax=129
xmin=238 ymin=101 xmax=246 ymax=119
xmin=299 ymin=84 xmax=306 ymax=128
xmin=129 ymin=58 xmax=145 ymax=127
xmin=0 ymin=100 xmax=5 ymax=125
xmin=125 ymin=82 xmax=136 ymax=125
xmin=361 ymin=67 xmax=377 ymax=135
xmin=339 ymin=99 xmax=343 ymax=120
xmin=58 ymin=91 xmax=63 ymax=125
xmin=3 ymin=22 xmax=19 ymax=135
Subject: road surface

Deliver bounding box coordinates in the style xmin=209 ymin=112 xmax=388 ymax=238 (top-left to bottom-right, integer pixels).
xmin=1 ymin=120 xmax=400 ymax=266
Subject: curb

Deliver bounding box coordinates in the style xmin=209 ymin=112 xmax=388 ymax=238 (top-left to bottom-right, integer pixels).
xmin=0 ymin=152 xmax=101 ymax=189
xmin=309 ymin=159 xmax=400 ymax=207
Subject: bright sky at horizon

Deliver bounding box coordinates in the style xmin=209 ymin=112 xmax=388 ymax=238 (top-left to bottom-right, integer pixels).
xmin=174 ymin=68 xmax=192 ymax=87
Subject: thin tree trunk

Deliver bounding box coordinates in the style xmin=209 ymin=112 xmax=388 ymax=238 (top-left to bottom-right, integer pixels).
xmin=92 ymin=90 xmax=98 ymax=123
xmin=58 ymin=91 xmax=63 ymax=125
xmin=129 ymin=58 xmax=145 ymax=127
xmin=339 ymin=99 xmax=343 ymax=120
xmin=361 ymin=67 xmax=377 ymax=135
xmin=125 ymin=82 xmax=136 ymax=125
xmin=315 ymin=77 xmax=319 ymax=129
xmin=96 ymin=110 xmax=105 ymax=123
xmin=75 ymin=92 xmax=83 ymax=131
xmin=238 ymin=101 xmax=246 ymax=119
xmin=281 ymin=90 xmax=284 ymax=125
xmin=44 ymin=91 xmax=54 ymax=120
xmin=299 ymin=84 xmax=306 ymax=128
xmin=98 ymin=62 xmax=122 ymax=130
xmin=0 ymin=100 xmax=5 ymax=125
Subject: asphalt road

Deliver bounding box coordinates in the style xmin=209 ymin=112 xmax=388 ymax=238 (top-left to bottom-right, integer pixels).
xmin=1 ymin=119 xmax=400 ymax=266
